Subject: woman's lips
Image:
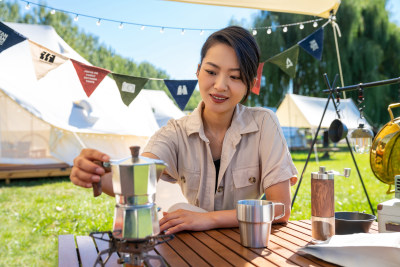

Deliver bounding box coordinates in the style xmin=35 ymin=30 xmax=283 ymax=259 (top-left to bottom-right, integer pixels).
xmin=210 ymin=94 xmax=228 ymax=103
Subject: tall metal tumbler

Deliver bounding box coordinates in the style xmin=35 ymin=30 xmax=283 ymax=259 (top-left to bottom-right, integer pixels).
xmin=237 ymin=200 xmax=285 ymax=248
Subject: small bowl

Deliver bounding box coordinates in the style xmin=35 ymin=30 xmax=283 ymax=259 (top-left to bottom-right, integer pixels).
xmin=335 ymin=211 xmax=376 ymax=235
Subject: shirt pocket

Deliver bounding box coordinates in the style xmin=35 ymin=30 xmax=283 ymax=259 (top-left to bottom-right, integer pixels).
xmin=232 ymin=165 xmax=260 ymax=202
xmin=178 ymin=168 xmax=201 ymax=205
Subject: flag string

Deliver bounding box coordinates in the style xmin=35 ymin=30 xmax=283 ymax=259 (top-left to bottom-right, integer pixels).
xmin=0 ymin=13 xmax=332 ymax=106
xmin=20 ymin=0 xmax=327 ymax=35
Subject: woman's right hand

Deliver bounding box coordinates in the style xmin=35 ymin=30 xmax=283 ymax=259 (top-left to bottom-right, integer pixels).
xmin=70 ymin=148 xmax=110 ymax=188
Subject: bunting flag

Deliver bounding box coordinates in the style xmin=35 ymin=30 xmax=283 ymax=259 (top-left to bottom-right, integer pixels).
xmin=267 ymin=45 xmax=299 ymax=78
xmin=111 ymin=73 xmax=148 ymax=106
xmin=0 ymin=21 xmax=27 ymax=54
xmin=251 ymin=63 xmax=265 ymax=95
xmin=164 ymin=80 xmax=198 ymax=110
xmin=71 ymin=59 xmax=110 ymax=97
xmin=28 ymin=40 xmax=69 ymax=79
xmin=298 ymin=27 xmax=324 ymax=61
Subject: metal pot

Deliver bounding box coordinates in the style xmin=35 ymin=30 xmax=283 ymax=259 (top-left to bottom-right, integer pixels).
xmin=370 ymin=103 xmax=400 ymax=193
xmin=335 ymin=211 xmax=376 ymax=235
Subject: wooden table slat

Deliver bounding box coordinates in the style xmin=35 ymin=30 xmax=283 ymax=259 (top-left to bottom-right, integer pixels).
xmin=219 ymin=228 xmax=317 ymax=267
xmin=154 ymin=242 xmax=190 ymax=267
xmin=177 ymin=232 xmax=232 ymax=266
xmin=76 ymin=236 xmax=100 ymax=267
xmin=165 ymin=234 xmax=211 ymax=266
xmin=58 ymin=235 xmax=79 ymax=267
xmin=287 ymin=221 xmax=312 ymax=232
xmin=272 ymin=224 xmax=313 ymax=243
xmin=206 ymin=229 xmax=283 ymax=266
xmin=191 ymin=231 xmax=256 ymax=266
xmin=286 ymin=222 xmax=313 ymax=235
xmin=299 ymin=220 xmax=312 ymax=226
xmin=269 ymin=228 xmax=311 ymax=247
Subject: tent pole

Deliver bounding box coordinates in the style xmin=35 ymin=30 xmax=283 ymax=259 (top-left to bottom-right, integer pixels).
xmin=331 ymin=18 xmax=346 ymax=98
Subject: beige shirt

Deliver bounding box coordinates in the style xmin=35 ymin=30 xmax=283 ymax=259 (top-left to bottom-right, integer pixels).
xmin=144 ymin=102 xmax=298 ymax=211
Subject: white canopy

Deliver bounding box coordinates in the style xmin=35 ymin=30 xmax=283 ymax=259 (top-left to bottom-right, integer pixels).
xmin=0 ymin=23 xmax=184 ymax=165
xmin=276 ymin=94 xmax=372 ymax=130
xmin=166 ymin=0 xmax=341 ymax=18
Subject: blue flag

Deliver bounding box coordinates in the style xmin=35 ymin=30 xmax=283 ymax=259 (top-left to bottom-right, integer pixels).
xmin=298 ymin=27 xmax=324 ymax=61
xmin=164 ymin=80 xmax=198 ymax=110
xmin=0 ymin=21 xmax=27 ymax=54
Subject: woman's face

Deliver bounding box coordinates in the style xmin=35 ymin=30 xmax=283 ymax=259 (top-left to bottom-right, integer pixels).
xmin=197 ymin=43 xmax=247 ymax=115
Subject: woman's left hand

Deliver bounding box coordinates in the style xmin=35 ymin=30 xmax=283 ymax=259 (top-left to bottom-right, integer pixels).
xmin=159 ymin=209 xmax=215 ymax=234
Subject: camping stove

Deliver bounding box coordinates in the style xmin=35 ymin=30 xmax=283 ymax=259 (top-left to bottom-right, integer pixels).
xmin=89 ymin=231 xmax=173 ymax=267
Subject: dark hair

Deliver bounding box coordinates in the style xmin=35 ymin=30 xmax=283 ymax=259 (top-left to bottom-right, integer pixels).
xmin=200 ymin=26 xmax=260 ymax=103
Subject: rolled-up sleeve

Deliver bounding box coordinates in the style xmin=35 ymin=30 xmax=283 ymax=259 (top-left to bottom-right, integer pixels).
xmin=143 ymin=120 xmax=180 ymax=182
xmin=259 ymin=112 xmax=298 ymax=190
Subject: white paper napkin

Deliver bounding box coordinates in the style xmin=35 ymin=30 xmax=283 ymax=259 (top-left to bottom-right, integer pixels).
xmin=298 ymin=233 xmax=400 ymax=267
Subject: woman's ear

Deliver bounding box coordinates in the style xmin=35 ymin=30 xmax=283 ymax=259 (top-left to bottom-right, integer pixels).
xmin=196 ymin=64 xmax=201 ymax=77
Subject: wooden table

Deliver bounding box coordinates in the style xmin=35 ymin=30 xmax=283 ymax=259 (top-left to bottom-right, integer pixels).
xmin=59 ymin=220 xmax=379 ymax=266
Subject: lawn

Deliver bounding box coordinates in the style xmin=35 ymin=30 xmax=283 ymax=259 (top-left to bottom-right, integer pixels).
xmin=0 ymin=148 xmax=395 ymax=266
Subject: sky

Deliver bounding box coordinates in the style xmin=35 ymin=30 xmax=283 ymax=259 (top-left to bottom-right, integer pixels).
xmin=15 ymin=0 xmax=400 ymax=80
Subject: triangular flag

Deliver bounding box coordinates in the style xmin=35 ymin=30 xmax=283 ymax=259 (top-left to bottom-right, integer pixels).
xmin=251 ymin=62 xmax=265 ymax=95
xmin=28 ymin=40 xmax=69 ymax=79
xmin=0 ymin=21 xmax=27 ymax=53
xmin=164 ymin=80 xmax=198 ymax=110
xmin=298 ymin=27 xmax=324 ymax=61
xmin=71 ymin=59 xmax=110 ymax=97
xmin=267 ymin=45 xmax=299 ymax=78
xmin=111 ymin=73 xmax=148 ymax=106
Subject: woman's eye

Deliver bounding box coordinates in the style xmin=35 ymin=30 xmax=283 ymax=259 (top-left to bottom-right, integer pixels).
xmin=205 ymin=70 xmax=216 ymax=75
xmin=231 ymin=76 xmax=241 ymax=80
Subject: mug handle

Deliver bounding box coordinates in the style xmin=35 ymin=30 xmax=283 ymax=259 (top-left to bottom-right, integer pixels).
xmin=273 ymin=203 xmax=285 ymax=221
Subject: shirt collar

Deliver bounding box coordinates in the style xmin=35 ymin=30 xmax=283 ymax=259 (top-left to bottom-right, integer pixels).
xmin=185 ymin=101 xmax=259 ymax=139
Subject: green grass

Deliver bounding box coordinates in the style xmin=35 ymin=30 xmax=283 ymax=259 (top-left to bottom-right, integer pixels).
xmin=0 ymin=148 xmax=395 ymax=266
xmin=0 ymin=178 xmax=115 ymax=266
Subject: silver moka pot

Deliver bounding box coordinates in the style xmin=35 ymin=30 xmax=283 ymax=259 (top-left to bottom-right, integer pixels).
xmin=93 ymin=146 xmax=167 ymax=240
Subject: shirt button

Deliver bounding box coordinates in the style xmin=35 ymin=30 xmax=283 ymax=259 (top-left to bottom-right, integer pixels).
xmin=217 ymin=186 xmax=224 ymax=193
xmin=181 ymin=176 xmax=186 ymax=183
xmin=249 ymin=177 xmax=256 ymax=184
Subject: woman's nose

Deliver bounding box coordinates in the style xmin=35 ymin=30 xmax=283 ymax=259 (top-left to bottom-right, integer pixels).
xmin=214 ymin=75 xmax=228 ymax=91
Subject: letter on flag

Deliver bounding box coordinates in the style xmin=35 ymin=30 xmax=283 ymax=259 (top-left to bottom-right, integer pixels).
xmin=29 ymin=40 xmax=69 ymax=79
xmin=111 ymin=73 xmax=148 ymax=106
xmin=298 ymin=27 xmax=324 ymax=61
xmin=267 ymin=45 xmax=299 ymax=78
xmin=164 ymin=80 xmax=198 ymax=110
xmin=251 ymin=63 xmax=265 ymax=95
xmin=71 ymin=59 xmax=110 ymax=97
xmin=0 ymin=21 xmax=27 ymax=54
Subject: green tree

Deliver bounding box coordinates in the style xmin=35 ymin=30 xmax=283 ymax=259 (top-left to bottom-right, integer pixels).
xmin=250 ymin=0 xmax=400 ymax=128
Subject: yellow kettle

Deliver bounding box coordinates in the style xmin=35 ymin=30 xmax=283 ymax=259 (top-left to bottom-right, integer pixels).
xmin=370 ymin=103 xmax=400 ymax=193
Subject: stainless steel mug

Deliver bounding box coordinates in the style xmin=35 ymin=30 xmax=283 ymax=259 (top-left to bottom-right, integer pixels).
xmin=237 ymin=200 xmax=285 ymax=248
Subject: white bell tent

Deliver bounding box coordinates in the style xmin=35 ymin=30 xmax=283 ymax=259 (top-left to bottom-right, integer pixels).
xmin=0 ymin=22 xmax=184 ymax=168
xmin=276 ymin=94 xmax=372 ymax=130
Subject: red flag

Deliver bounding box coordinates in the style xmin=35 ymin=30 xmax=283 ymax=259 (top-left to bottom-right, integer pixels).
xmin=251 ymin=63 xmax=264 ymax=95
xmin=71 ymin=59 xmax=110 ymax=97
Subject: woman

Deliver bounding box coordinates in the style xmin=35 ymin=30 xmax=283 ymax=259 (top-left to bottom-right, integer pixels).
xmin=70 ymin=26 xmax=298 ymax=235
